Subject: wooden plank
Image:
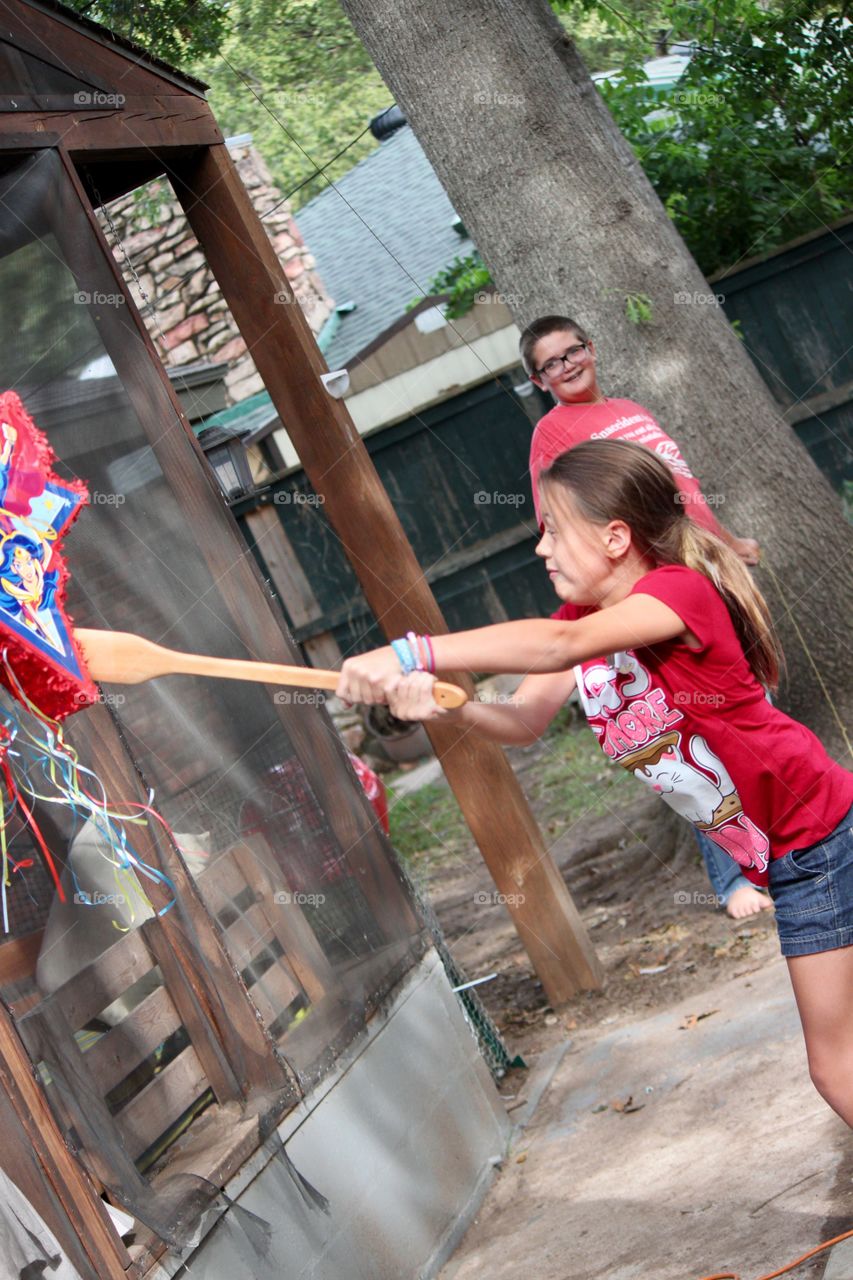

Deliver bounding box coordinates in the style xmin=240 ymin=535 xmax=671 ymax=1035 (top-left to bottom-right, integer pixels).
xmin=0 ymin=928 xmax=43 ymax=985
xmin=0 ymin=98 xmax=222 ymax=155
xmin=243 ymin=961 xmax=301 ymax=1026
xmin=16 ymin=997 xmax=170 ymax=1246
xmin=82 ymin=984 xmax=180 ymax=1098
xmin=232 ymin=837 xmax=334 ymax=1005
xmin=244 ymin=504 xmax=338 ymax=633
xmin=114 ymin=1044 xmax=208 ymax=1161
xmin=172 ymin=143 xmax=601 ymax=1003
xmin=52 ymin=928 xmax=154 ymax=1032
xmin=0 ymin=1000 xmax=130 ymax=1279
xmin=142 ymin=919 xmax=242 ymax=1104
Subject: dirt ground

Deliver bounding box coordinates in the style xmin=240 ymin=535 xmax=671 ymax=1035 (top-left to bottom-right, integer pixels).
xmin=385 ymin=717 xmax=853 ymax=1280
xmin=406 ymin=723 xmax=782 ymax=1059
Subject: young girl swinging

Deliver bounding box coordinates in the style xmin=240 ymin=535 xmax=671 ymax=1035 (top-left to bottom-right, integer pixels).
xmin=335 ymin=440 xmax=853 ymax=1126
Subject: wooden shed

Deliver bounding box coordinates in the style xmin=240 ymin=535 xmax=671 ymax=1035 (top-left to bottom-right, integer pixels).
xmin=0 ymin=4 xmax=600 ymax=1275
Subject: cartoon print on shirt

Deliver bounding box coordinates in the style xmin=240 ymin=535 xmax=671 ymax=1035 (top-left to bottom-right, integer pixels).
xmin=633 ymin=738 xmax=726 ymax=826
xmin=578 ymin=658 xmax=771 ymax=874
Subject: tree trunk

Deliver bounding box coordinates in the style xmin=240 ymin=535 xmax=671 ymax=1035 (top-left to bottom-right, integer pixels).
xmin=338 ymin=0 xmax=852 ymax=757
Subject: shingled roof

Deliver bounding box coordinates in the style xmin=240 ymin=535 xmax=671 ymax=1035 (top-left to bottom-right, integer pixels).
xmin=294 ymin=124 xmax=475 ymax=369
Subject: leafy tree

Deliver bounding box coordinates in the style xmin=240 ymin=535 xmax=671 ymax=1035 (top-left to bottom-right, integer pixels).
xmin=63 ymin=0 xmax=229 ymax=65
xmin=195 ymin=0 xmax=391 ymax=207
xmin=598 ymin=0 xmax=853 ymax=274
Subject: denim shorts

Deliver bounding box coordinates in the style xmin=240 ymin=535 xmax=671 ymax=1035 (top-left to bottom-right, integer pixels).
xmin=768 ymin=803 xmax=853 ymax=957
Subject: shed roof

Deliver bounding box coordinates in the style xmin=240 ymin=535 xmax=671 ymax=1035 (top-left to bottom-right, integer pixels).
xmin=23 ymin=0 xmax=209 ymax=96
xmin=294 ymin=125 xmax=474 ymax=369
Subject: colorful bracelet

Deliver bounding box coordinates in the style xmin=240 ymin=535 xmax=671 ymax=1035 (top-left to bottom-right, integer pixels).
xmin=391 ymin=637 xmax=417 ymax=674
xmin=406 ymin=631 xmax=426 ymax=672
xmin=423 ymin=634 xmax=436 ymax=674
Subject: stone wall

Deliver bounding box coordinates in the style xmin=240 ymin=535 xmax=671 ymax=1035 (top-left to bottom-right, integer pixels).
xmin=99 ymin=137 xmax=333 ymax=405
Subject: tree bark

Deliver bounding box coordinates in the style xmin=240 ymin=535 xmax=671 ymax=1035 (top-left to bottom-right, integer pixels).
xmin=338 ymin=0 xmax=852 ymax=756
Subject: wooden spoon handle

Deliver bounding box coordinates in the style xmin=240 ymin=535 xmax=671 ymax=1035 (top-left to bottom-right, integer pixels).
xmin=74 ymin=629 xmax=468 ymax=709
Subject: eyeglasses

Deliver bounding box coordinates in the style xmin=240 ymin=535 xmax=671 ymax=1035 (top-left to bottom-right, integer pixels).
xmin=536 ymin=343 xmax=589 ymax=378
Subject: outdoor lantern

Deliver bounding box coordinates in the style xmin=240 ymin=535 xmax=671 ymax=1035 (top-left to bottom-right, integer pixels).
xmin=196 ymin=423 xmax=255 ymax=500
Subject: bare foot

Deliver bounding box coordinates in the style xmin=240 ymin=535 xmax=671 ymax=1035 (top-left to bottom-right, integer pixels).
xmin=726 ymin=885 xmax=774 ymax=919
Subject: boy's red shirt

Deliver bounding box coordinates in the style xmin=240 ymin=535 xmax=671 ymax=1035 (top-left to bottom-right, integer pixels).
xmin=552 ymin=565 xmax=853 ymax=883
xmin=530 ymin=397 xmax=725 ymax=537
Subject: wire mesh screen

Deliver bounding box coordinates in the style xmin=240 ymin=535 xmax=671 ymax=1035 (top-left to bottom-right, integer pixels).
xmin=0 ymin=150 xmax=427 ymax=1097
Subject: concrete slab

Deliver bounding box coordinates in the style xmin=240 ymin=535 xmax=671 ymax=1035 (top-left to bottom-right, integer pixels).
xmin=440 ymin=953 xmax=853 ymax=1280
xmin=825 ymin=1237 xmax=853 ymax=1279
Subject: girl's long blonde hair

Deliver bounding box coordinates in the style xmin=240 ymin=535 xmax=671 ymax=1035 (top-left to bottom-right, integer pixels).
xmin=541 ymin=440 xmax=782 ymax=691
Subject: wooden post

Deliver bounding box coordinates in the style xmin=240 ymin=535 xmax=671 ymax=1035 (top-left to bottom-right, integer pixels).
xmin=170 ymin=144 xmax=602 ymax=1001
xmin=0 ymin=999 xmax=130 ymax=1280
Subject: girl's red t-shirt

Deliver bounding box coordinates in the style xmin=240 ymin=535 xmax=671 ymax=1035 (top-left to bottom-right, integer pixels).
xmin=553 ymin=565 xmax=853 ymax=885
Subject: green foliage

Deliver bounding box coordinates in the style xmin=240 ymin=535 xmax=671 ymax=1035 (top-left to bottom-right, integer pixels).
xmin=62 ymin=0 xmax=229 ymax=65
xmin=624 ymin=291 xmax=654 ymax=324
xmin=409 ymin=251 xmax=493 ymax=319
xmin=194 ymin=0 xmax=390 ymax=208
xmin=65 ymin=0 xmax=849 ymax=283
xmin=597 ymin=0 xmax=853 ymax=275
xmin=552 ymin=0 xmax=672 ymax=73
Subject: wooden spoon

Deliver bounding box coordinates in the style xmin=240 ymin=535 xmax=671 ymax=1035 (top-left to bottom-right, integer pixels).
xmin=74 ymin=629 xmax=468 ymax=709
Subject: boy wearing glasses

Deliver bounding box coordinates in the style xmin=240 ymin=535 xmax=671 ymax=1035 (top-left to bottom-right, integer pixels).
xmin=520 ymin=314 xmax=770 ymax=920
xmin=522 ymin=314 xmax=760 ymax=565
